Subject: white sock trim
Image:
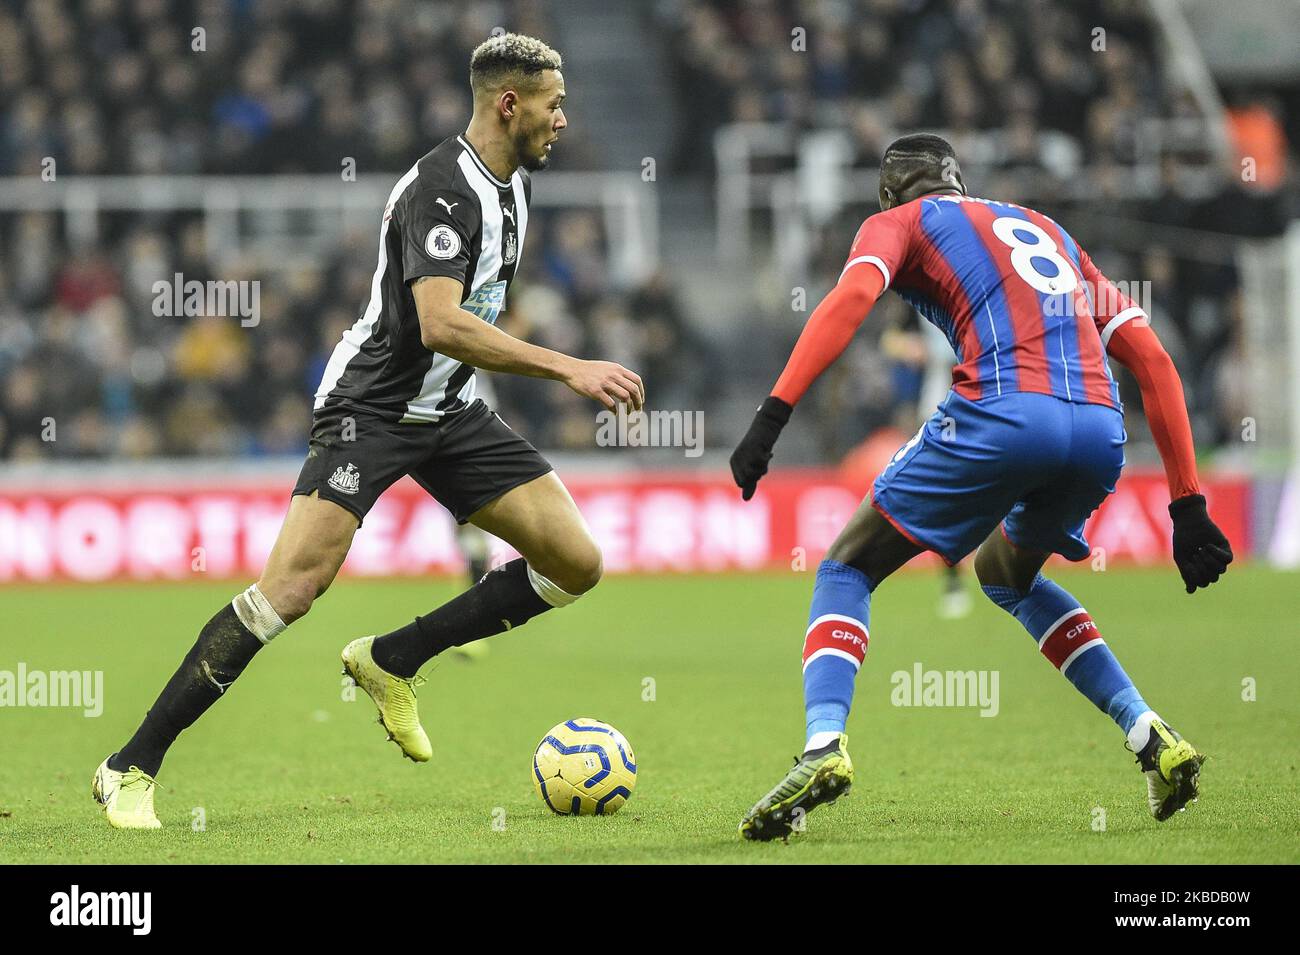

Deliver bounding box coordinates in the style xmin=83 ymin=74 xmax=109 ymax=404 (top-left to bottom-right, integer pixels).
xmin=1127 ymin=710 xmax=1159 ymax=753
xmin=805 ymin=731 xmax=841 ymax=753
xmin=805 ymin=613 xmax=867 ymax=636
xmin=802 ymin=647 xmax=862 ymax=673
xmin=1036 ymin=607 xmax=1086 ymax=646
xmin=232 ymin=584 xmax=287 ymax=644
xmin=526 ymin=565 xmax=580 ymax=608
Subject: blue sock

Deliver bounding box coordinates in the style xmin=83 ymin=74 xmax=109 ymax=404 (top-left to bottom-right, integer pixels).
xmin=982 ymin=574 xmax=1155 ymax=744
xmin=803 ymin=560 xmax=873 ymax=746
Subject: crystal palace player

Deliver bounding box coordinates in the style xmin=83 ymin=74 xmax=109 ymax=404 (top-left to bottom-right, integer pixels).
xmin=92 ymin=34 xmax=644 ymax=829
xmin=731 ymin=134 xmax=1232 ymax=841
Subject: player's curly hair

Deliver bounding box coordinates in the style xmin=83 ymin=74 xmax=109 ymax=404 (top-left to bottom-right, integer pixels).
xmin=470 ymin=33 xmax=563 ymax=93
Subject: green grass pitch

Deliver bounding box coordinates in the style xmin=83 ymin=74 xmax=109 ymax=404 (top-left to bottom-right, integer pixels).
xmin=2 ymin=565 xmax=1297 ymax=864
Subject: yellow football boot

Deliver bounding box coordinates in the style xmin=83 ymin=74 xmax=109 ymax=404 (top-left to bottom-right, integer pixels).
xmin=740 ymin=733 xmax=853 ymax=841
xmin=341 ymin=636 xmax=432 ymax=762
xmin=92 ymin=758 xmax=162 ymax=830
xmin=1136 ymin=718 xmax=1205 ymax=821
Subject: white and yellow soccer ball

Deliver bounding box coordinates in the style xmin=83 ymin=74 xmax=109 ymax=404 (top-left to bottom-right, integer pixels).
xmin=532 ymin=718 xmax=637 ymax=816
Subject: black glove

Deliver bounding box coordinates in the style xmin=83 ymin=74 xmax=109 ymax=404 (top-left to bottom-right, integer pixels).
xmin=730 ymin=397 xmax=793 ymax=500
xmin=1169 ymin=493 xmax=1233 ymax=593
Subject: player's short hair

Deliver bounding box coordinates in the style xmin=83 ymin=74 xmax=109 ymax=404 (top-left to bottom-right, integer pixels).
xmin=880 ymin=133 xmax=964 ymax=203
xmin=469 ymin=33 xmax=562 ymax=95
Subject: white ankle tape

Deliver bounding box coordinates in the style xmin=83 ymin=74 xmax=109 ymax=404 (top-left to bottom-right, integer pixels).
xmin=232 ymin=584 xmax=287 ymax=644
xmin=526 ymin=565 xmax=581 ymax=608
xmin=805 ymin=731 xmax=840 ymax=754
xmin=1127 ymin=710 xmax=1159 ymax=753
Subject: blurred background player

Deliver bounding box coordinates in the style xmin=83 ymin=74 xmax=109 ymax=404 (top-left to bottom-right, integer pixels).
xmin=917 ymin=318 xmax=971 ymax=618
xmin=457 ymin=518 xmax=493 ymax=588
xmin=731 ymin=134 xmax=1233 ymax=841
xmin=878 ymin=311 xmax=973 ymax=618
xmin=838 ymin=324 xmax=973 ymax=620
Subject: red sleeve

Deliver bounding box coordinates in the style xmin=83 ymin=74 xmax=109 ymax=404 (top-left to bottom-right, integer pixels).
xmin=1079 ymin=246 xmax=1147 ymax=348
xmin=839 ymin=204 xmax=915 ymax=291
xmin=1082 ymin=247 xmax=1200 ymax=500
xmin=770 ymin=207 xmax=913 ymax=405
xmin=771 ymin=263 xmax=885 ymax=405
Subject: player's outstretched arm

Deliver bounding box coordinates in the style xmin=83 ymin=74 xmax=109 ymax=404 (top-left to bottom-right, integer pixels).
xmin=412 ymin=275 xmax=643 ymax=411
xmin=730 ymin=265 xmax=886 ymax=499
xmin=1105 ymin=317 xmax=1233 ymax=592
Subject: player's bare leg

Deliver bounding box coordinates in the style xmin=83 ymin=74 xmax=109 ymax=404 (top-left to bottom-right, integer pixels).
xmin=444 ymin=478 xmax=595 ymax=665
xmin=356 ymin=473 xmax=600 ymax=760
xmin=464 ymin=471 xmax=602 ymax=596
xmin=95 ymin=492 xmax=357 ymax=828
xmin=822 ymin=501 xmax=925 ymax=582
xmin=973 ymin=530 xmax=1205 ymax=820
xmin=255 ymin=491 xmax=359 ymax=624
xmin=741 ymin=504 xmax=921 ymax=840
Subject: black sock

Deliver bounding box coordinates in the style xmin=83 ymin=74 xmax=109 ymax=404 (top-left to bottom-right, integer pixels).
xmin=371 ymin=558 xmax=554 ymax=677
xmin=109 ymin=603 xmax=265 ymax=777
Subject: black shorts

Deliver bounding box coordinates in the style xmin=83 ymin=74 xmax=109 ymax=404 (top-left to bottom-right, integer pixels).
xmin=292 ymin=399 xmax=553 ymax=525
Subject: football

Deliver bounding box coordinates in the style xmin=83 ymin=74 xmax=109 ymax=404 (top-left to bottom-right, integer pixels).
xmin=531 ymin=718 xmax=637 ymax=816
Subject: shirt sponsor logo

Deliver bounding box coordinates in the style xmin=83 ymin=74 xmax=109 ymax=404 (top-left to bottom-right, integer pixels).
xmin=459 ymin=280 xmax=507 ymax=326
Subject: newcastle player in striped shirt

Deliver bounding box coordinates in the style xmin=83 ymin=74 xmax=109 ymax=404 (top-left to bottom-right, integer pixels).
xmin=93 ymin=34 xmax=644 ymax=829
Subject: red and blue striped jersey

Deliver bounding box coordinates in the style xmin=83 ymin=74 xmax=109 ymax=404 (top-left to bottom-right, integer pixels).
xmin=843 ymin=194 xmax=1140 ymax=409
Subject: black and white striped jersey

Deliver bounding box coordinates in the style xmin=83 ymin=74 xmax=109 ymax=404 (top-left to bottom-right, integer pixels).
xmin=314 ymin=134 xmax=531 ymax=422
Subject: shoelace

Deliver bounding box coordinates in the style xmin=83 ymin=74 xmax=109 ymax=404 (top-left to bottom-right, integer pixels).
xmin=122 ymin=766 xmax=162 ymax=792
xmin=398 ymin=674 xmax=428 ymax=695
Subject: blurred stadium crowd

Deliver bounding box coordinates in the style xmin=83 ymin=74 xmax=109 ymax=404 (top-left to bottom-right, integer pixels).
xmin=0 ymin=0 xmax=712 ymax=459
xmin=0 ymin=0 xmax=1295 ymax=463
xmin=661 ymin=0 xmax=1295 ymax=458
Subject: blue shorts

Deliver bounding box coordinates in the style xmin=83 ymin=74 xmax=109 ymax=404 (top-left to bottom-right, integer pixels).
xmin=871 ymin=391 xmax=1126 ymax=564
